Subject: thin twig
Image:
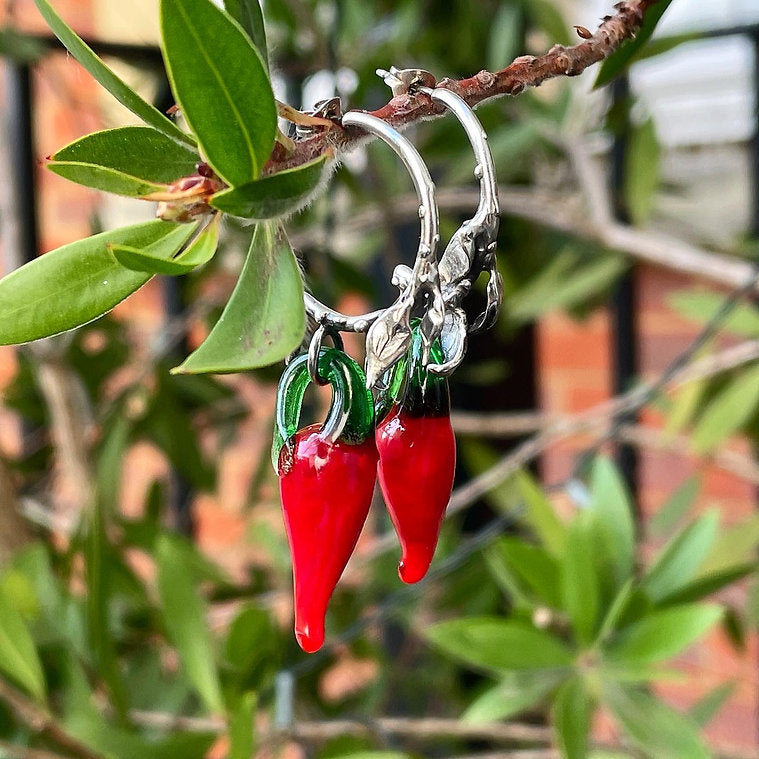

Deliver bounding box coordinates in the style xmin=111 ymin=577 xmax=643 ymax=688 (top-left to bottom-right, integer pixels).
xmin=0 ymin=680 xmax=102 ymax=759
xmin=0 ymin=741 xmax=73 ymax=759
xmin=129 ymin=710 xmax=552 ymax=744
xmin=268 ymin=0 xmax=661 ymax=172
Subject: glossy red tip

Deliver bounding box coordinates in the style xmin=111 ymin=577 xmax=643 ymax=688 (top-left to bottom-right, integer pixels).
xmin=398 ymin=543 xmax=434 ymax=584
xmin=295 ymin=621 xmax=324 ymax=653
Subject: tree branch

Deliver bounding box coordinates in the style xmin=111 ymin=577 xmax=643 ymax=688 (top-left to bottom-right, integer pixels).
xmin=269 ymin=0 xmax=661 ymax=172
xmin=0 ymin=679 xmax=102 ymax=759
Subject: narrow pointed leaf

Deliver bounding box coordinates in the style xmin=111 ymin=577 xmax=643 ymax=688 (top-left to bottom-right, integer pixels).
xmin=0 ymin=221 xmax=193 ymax=345
xmin=649 ymin=476 xmax=701 ymax=538
xmin=0 ymin=589 xmax=46 ymax=703
xmin=33 ymin=0 xmax=193 ymax=145
xmin=691 ymin=364 xmax=759 ymax=454
xmin=699 ymin=513 xmax=759 ymax=575
xmin=605 ymin=684 xmax=709 ymax=759
xmin=174 ymin=223 xmax=305 ymax=373
xmin=553 ymin=677 xmax=592 ymax=759
xmin=594 ymin=0 xmax=676 ymax=89
xmin=488 ymin=537 xmax=561 ymax=608
xmin=669 ymin=290 xmax=759 ymax=338
xmin=606 ymin=604 xmax=722 ymax=665
xmin=642 ymin=510 xmax=719 ymax=603
xmin=210 ymin=155 xmax=330 ymax=219
xmin=464 ymin=671 xmax=562 ymax=723
xmin=688 ymin=682 xmax=735 ymax=728
xmin=514 ymin=470 xmax=566 ymax=556
xmin=660 ymin=564 xmax=756 ymax=606
xmin=85 ymin=496 xmax=129 ymax=717
xmin=112 ymin=217 xmax=217 ymax=275
xmin=49 ymin=127 xmax=200 ymax=197
xmin=160 ymin=0 xmax=277 ymax=186
xmin=427 ymin=618 xmax=573 ymax=672
xmin=624 ymin=116 xmax=660 ymax=226
xmin=590 ymin=457 xmax=636 ymax=584
xmin=156 ymin=535 xmax=224 ymax=714
xmin=223 ymin=0 xmax=268 ymax=68
xmin=109 ymin=221 xmax=199 ymax=274
xmin=229 ymin=693 xmax=256 ymax=759
xmin=665 ymin=379 xmax=706 ymax=436
xmin=562 ymin=511 xmax=601 ymax=645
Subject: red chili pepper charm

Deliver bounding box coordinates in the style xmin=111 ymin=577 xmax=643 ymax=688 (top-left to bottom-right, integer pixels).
xmin=273 ymin=348 xmax=376 ymax=653
xmin=375 ymin=332 xmax=456 ymax=584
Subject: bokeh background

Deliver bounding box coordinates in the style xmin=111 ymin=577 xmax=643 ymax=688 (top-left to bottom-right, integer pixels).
xmin=1 ymin=0 xmax=759 ymax=756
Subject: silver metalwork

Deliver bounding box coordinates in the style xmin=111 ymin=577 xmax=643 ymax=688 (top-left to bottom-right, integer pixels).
xmin=305 ymin=110 xmax=444 ymax=388
xmin=307 ymin=324 xmax=344 ymax=386
xmin=301 ymin=66 xmax=502 ymax=390
xmin=416 ymin=85 xmax=502 ymax=374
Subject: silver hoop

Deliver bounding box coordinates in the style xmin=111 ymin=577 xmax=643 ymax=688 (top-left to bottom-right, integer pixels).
xmin=417 ymin=84 xmax=502 ymax=373
xmin=307 ymin=325 xmax=344 ymax=386
xmin=305 ymin=110 xmax=444 ymax=389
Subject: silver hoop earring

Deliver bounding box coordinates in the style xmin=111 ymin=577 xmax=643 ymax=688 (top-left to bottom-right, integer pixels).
xmin=304 ymin=110 xmax=444 ymax=389
xmin=376 ymin=68 xmax=503 ymax=376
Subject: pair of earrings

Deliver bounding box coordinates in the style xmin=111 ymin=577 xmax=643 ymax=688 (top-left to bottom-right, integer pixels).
xmin=271 ymin=68 xmax=501 ymax=652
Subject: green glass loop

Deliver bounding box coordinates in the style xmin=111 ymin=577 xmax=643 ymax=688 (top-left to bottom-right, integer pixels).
xmin=376 ymin=326 xmax=449 ymax=421
xmin=272 ymin=347 xmax=374 ymax=468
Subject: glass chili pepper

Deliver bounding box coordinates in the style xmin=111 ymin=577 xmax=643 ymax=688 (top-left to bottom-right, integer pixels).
xmin=375 ymin=330 xmax=456 ymax=584
xmin=272 ymin=347 xmax=376 ymax=653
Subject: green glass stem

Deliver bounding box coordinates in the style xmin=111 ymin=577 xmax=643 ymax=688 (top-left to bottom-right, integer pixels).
xmin=272 ymin=347 xmax=374 ymax=468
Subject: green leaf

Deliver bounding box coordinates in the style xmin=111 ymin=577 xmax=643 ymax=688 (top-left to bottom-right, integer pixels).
xmin=33 ymin=0 xmax=193 ymax=146
xmin=660 ymin=564 xmax=756 ymax=606
xmin=156 ymin=535 xmax=224 ymax=714
xmin=642 ymin=510 xmax=719 ymax=603
xmin=688 ymin=682 xmax=735 ymax=728
xmin=108 ymin=221 xmax=200 ymax=274
xmin=49 ymin=127 xmax=200 ymax=197
xmin=648 ymin=476 xmax=701 ymax=538
xmin=562 ymin=511 xmax=601 ymax=646
xmin=514 ymin=470 xmax=566 ymax=556
xmin=223 ymin=0 xmax=268 ymax=68
xmin=594 ymin=0 xmax=676 ymax=89
xmin=698 ymin=513 xmax=759 ymax=576
xmin=691 ymin=364 xmax=759 ymax=454
xmin=229 ymin=693 xmax=256 ymax=759
xmin=464 ymin=670 xmax=561 ymax=723
xmin=488 ymin=538 xmax=561 ymax=608
xmin=624 ymin=116 xmax=660 ymax=226
xmin=553 ymin=677 xmax=592 ymax=759
xmin=589 ymin=457 xmax=636 ymax=585
xmin=85 ymin=498 xmax=129 ymax=717
xmin=605 ymin=684 xmax=709 ymax=759
xmin=160 ymin=0 xmax=277 ymax=186
xmin=0 ymin=28 xmax=46 ymax=62
xmin=111 ymin=216 xmax=218 ymax=275
xmin=509 ymin=251 xmax=626 ymax=322
xmin=594 ymin=579 xmax=635 ymax=646
xmin=174 ymin=223 xmax=305 ymax=373
xmin=427 ymin=618 xmax=573 ymax=673
xmin=669 ymin=290 xmax=759 ymax=338
xmin=665 ymin=379 xmax=706 ymax=436
xmin=606 ymin=604 xmax=722 ymax=666
xmin=223 ymin=604 xmax=279 ymax=688
xmin=631 ymin=32 xmax=704 ymax=65
xmin=487 ymin=3 xmax=523 ymax=71
xmin=525 ymin=0 xmax=570 ymax=46
xmin=210 ymin=155 xmax=330 ymax=219
xmin=0 ymin=220 xmax=193 ymax=345
xmin=0 ymin=588 xmax=46 ymax=702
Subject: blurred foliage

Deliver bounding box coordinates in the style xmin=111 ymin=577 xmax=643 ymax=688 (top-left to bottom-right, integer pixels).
xmin=0 ymin=1 xmax=758 ymax=759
